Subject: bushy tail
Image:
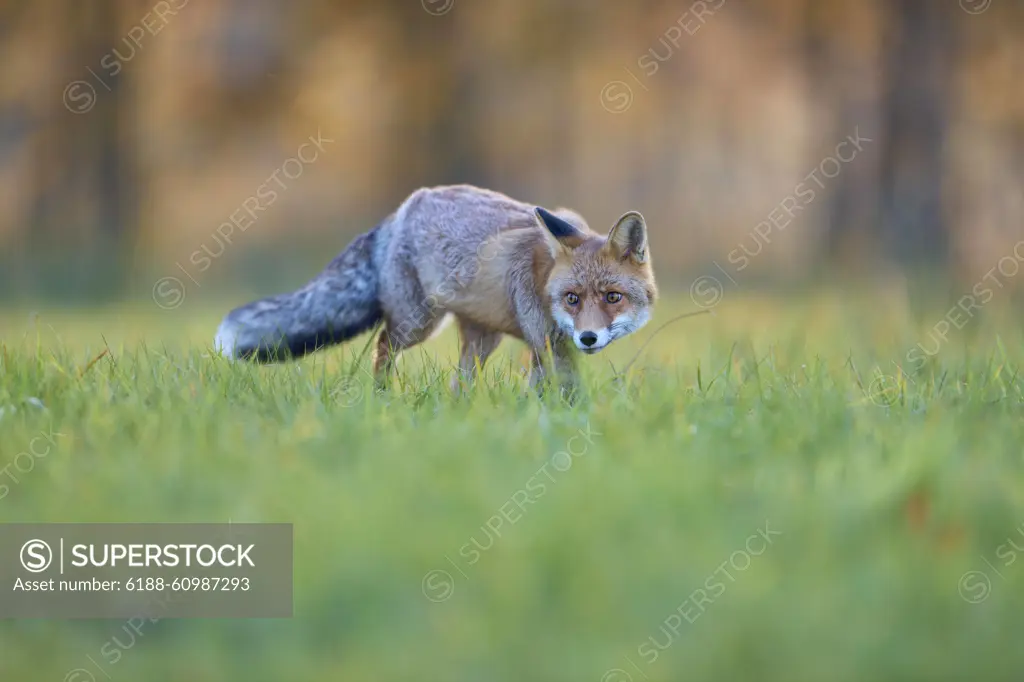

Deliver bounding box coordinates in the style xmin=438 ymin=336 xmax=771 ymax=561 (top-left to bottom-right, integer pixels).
xmin=214 ymin=225 xmax=384 ymax=362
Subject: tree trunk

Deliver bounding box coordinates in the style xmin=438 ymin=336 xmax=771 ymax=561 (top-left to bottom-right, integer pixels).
xmin=877 ymin=0 xmax=954 ymax=268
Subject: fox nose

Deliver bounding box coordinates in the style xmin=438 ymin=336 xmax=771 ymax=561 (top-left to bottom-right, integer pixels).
xmin=579 ymin=331 xmax=598 ymax=347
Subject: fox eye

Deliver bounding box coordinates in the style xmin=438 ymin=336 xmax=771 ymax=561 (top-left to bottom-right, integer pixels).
xmin=605 ymin=291 xmax=623 ymax=304
xmin=565 ymin=292 xmax=579 ymax=306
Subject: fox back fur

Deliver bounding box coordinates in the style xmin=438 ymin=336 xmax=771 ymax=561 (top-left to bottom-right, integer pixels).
xmin=215 ymin=184 xmax=657 ymax=390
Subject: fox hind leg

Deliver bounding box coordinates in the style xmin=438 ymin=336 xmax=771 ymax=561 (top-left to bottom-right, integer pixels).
xmin=372 ymin=309 xmax=444 ymax=387
xmin=451 ymin=318 xmax=502 ymax=393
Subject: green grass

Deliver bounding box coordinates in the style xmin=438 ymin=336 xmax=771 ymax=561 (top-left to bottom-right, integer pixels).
xmin=2 ymin=292 xmax=1024 ymax=681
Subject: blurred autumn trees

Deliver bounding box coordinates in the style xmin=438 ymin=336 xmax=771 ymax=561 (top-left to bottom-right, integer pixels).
xmin=0 ymin=0 xmax=1021 ymax=298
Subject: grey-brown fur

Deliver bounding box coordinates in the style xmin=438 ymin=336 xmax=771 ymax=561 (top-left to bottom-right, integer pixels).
xmin=215 ymin=184 xmax=655 ymax=393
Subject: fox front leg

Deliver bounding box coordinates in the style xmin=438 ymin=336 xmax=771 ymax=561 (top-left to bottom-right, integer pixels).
xmin=529 ymin=335 xmax=579 ymax=402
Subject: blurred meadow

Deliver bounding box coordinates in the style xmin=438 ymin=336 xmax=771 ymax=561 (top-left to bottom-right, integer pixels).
xmin=4 ymin=293 xmax=1024 ymax=681
xmin=2 ymin=0 xmax=1024 ymax=680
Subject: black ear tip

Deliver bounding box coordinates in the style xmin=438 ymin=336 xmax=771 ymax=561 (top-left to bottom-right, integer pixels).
xmin=535 ymin=207 xmax=578 ymax=239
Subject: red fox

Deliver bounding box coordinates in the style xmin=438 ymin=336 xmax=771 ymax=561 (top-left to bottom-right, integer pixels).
xmin=214 ymin=184 xmax=657 ymax=392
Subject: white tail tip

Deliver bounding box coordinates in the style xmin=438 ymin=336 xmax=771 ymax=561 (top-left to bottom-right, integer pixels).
xmin=214 ymin=320 xmax=239 ymax=359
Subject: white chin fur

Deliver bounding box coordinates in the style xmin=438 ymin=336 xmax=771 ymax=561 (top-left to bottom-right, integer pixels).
xmin=633 ymin=308 xmax=652 ymax=331
xmin=609 ymin=309 xmax=650 ymax=340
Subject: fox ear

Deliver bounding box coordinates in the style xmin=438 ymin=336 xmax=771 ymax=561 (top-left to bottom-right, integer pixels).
xmin=535 ymin=207 xmax=584 ymax=256
xmin=606 ymin=211 xmax=649 ymax=264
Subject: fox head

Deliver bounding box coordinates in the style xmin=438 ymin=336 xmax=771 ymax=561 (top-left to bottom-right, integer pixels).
xmin=535 ymin=207 xmax=658 ymax=354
